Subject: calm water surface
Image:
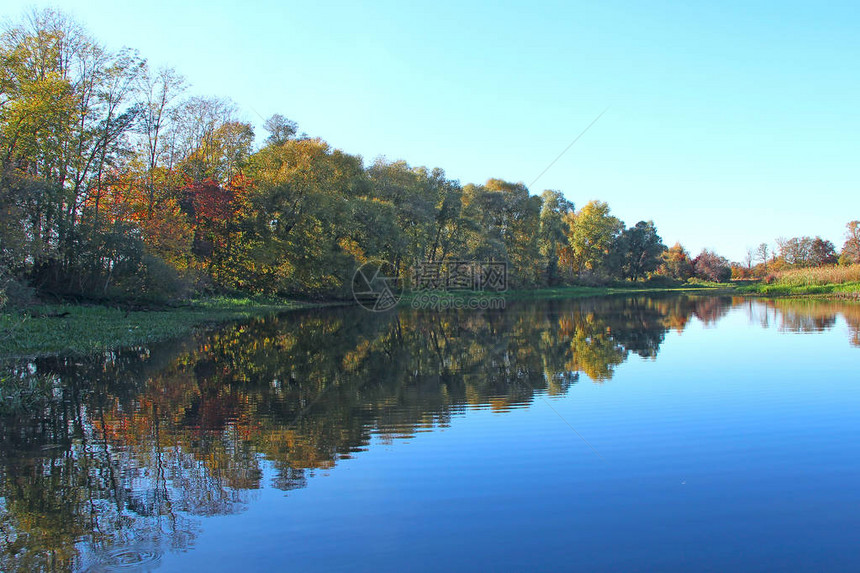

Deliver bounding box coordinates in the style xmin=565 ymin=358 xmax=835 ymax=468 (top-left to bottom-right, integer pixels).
xmin=1 ymin=295 xmax=859 ymax=572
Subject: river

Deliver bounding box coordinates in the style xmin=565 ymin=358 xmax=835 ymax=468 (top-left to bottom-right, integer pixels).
xmin=1 ymin=295 xmax=858 ymax=571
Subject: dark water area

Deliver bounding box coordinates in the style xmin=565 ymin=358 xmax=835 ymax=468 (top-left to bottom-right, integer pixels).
xmin=1 ymin=295 xmax=859 ymax=572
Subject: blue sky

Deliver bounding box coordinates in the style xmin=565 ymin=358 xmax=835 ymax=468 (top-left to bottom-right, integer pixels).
xmin=4 ymin=0 xmax=858 ymax=260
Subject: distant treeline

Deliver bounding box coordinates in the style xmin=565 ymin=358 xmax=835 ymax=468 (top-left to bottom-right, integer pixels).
xmin=732 ymin=229 xmax=860 ymax=280
xmin=1 ymin=10 xmax=858 ymax=305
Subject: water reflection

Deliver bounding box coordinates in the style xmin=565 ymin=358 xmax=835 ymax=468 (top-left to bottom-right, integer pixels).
xmin=758 ymin=298 xmax=860 ymax=342
xmin=0 ymin=295 xmax=858 ymax=571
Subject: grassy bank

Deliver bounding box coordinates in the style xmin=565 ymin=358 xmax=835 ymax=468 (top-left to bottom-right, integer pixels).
xmin=400 ymin=281 xmax=733 ymax=306
xmin=0 ymin=297 xmax=317 ymax=359
xmin=737 ymin=265 xmax=860 ymax=298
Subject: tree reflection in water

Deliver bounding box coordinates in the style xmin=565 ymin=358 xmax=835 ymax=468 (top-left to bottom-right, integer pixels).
xmin=1 ymin=295 xmax=857 ymax=570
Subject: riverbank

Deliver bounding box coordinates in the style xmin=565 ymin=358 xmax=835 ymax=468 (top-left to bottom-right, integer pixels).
xmin=3 ymin=284 xmax=739 ymax=359
xmin=738 ymin=282 xmax=860 ymax=298
xmin=501 ymin=283 xmax=734 ymax=300
xmin=400 ymin=282 xmax=734 ymax=306
xmin=12 ymin=279 xmax=852 ymax=360
xmin=0 ymin=297 xmax=318 ymax=359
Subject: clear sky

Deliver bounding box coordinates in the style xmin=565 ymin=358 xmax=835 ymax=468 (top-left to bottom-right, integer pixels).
xmin=4 ymin=0 xmax=859 ymax=261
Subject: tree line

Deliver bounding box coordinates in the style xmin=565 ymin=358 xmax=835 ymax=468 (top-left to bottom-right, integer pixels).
xmin=1 ymin=10 xmax=857 ymax=305
xmin=732 ymin=223 xmax=860 ymax=280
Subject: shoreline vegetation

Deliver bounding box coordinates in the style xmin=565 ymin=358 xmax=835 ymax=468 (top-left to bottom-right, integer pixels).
xmin=0 ymin=297 xmax=317 ymax=359
xmin=3 ymin=272 xmax=859 ymax=360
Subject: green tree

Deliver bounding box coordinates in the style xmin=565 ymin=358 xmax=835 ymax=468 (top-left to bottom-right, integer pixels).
xmin=366 ymin=159 xmax=435 ymax=273
xmin=613 ymin=220 xmax=666 ymax=280
xmin=485 ymin=179 xmax=541 ymax=286
xmin=460 ymin=179 xmax=541 ymax=287
xmin=425 ymin=168 xmax=463 ymax=263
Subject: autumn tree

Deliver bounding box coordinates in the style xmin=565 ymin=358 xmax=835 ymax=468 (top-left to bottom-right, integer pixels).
xmin=168 ymin=96 xmax=251 ymax=184
xmin=659 ymin=243 xmax=694 ymax=281
xmin=136 ymin=64 xmax=185 ymax=218
xmin=484 ymin=179 xmax=542 ymax=286
xmin=840 ymin=221 xmax=860 ymax=265
xmin=692 ymin=249 xmax=731 ymax=282
xmin=775 ymin=235 xmax=838 ymax=268
xmin=538 ymin=190 xmax=574 ymax=285
xmin=564 ymin=200 xmax=623 ymax=278
xmin=243 ymin=137 xmax=368 ymax=295
xmin=1 ymin=8 xmax=747 ymax=303
xmin=809 ymin=237 xmax=837 ymax=267
xmin=776 ymin=236 xmax=814 ymax=267
xmin=0 ymin=9 xmax=149 ymax=297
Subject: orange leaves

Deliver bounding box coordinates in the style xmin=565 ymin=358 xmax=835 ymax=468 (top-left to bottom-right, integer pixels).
xmin=184 ymin=178 xmax=235 ymax=224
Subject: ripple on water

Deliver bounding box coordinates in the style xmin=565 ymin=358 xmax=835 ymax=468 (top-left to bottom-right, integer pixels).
xmin=84 ymin=546 xmax=162 ymax=572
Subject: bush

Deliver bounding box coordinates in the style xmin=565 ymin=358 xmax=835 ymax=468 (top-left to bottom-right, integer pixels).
xmin=0 ymin=266 xmax=36 ymax=309
xmin=640 ymin=274 xmax=682 ymax=288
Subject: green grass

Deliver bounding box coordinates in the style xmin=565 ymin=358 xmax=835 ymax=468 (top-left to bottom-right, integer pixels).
xmin=0 ymin=370 xmax=55 ymax=414
xmin=0 ymin=296 xmax=315 ymax=359
xmin=738 ymin=281 xmax=860 ymax=297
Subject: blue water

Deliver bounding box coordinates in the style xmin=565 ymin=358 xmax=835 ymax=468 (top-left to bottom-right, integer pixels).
xmin=1 ymin=296 xmax=858 ymax=571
